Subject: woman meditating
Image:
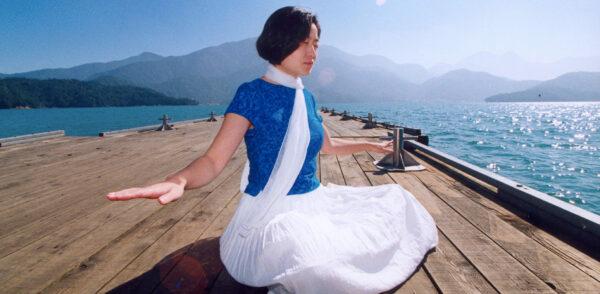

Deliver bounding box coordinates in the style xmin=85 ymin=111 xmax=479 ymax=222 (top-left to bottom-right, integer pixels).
xmin=106 ymin=6 xmax=438 ymax=294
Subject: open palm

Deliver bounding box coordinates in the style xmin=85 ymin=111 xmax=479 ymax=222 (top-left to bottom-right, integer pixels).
xmin=105 ymin=181 xmax=184 ymax=205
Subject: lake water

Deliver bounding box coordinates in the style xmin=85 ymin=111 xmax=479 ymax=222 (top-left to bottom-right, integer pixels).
xmin=1 ymin=101 xmax=599 ymax=215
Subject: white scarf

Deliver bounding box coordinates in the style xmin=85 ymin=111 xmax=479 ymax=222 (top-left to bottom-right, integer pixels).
xmin=237 ymin=64 xmax=311 ymax=237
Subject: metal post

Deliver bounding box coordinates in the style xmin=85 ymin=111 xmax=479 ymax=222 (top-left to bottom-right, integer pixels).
xmin=156 ymin=114 xmax=173 ymax=131
xmin=207 ymin=111 xmax=217 ymax=122
xmin=392 ymin=128 xmax=405 ymax=168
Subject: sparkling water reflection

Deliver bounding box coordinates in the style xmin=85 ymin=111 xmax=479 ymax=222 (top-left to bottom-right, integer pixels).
xmin=322 ymin=101 xmax=600 ymax=215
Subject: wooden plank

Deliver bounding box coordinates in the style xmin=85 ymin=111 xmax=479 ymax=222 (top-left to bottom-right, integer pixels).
xmin=408 ymin=163 xmax=600 ymax=292
xmin=405 ymin=141 xmax=600 ymax=247
xmin=0 ymin=128 xmax=210 ymax=226
xmin=0 ymin=124 xmax=218 ymax=206
xmin=325 ymin=117 xmax=361 ymax=137
xmin=322 ymin=121 xmax=342 ymax=137
xmin=423 ymin=231 xmax=499 ymax=293
xmin=0 ymin=126 xmax=216 ymax=212
xmin=0 ymin=133 xmax=215 ymax=257
xmin=365 ymin=170 xmax=554 ymax=293
xmin=389 ymin=270 xmax=439 ymax=294
xmin=414 ymin=151 xmax=600 ymax=282
xmin=39 ymin=159 xmax=245 ymax=293
xmin=319 ymin=153 xmax=345 ymax=186
xmin=337 ymin=153 xmax=370 ymax=187
xmin=0 ymin=124 xmax=234 ymax=292
xmin=96 ymin=162 xmax=244 ymax=293
xmin=316 ymin=152 xmax=320 ymax=182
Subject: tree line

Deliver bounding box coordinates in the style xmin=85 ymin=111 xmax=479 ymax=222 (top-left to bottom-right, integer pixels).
xmin=0 ymin=78 xmax=197 ymax=109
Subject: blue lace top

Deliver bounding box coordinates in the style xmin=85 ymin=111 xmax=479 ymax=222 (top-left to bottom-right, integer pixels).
xmin=225 ymin=78 xmax=324 ymax=196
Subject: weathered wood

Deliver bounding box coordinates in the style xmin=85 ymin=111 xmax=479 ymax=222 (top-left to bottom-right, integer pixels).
xmin=319 ymin=153 xmax=346 ymax=186
xmin=414 ymin=150 xmax=600 ymax=282
xmin=337 ymin=153 xmax=371 ymax=187
xmin=406 ymin=140 xmax=600 ymax=250
xmin=413 ymin=153 xmax=600 ymax=282
xmin=97 ymin=167 xmax=244 ymax=292
xmin=0 ymin=128 xmax=220 ymax=257
xmin=407 ymin=159 xmax=600 ymax=292
xmin=366 ymin=170 xmax=554 ymax=293
xmin=0 ymin=148 xmax=196 ymax=250
xmin=0 ymin=126 xmax=215 ymax=216
xmin=0 ymin=130 xmax=65 ymax=147
xmin=0 ymin=126 xmax=216 ymax=207
xmin=40 ymin=163 xmax=244 ymax=293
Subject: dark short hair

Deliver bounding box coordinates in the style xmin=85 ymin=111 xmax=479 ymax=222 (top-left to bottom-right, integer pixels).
xmin=256 ymin=6 xmax=321 ymax=65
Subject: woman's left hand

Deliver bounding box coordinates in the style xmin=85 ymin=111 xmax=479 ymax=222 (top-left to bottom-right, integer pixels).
xmin=369 ymin=140 xmax=394 ymax=154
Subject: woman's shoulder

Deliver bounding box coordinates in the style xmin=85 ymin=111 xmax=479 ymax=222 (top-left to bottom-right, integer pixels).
xmin=236 ymin=78 xmax=262 ymax=93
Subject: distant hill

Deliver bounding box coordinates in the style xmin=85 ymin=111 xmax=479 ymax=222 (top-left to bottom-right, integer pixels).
xmin=6 ymin=52 xmax=163 ymax=80
xmin=430 ymin=52 xmax=600 ymax=81
xmin=485 ymin=72 xmax=600 ymax=102
xmin=418 ymin=69 xmax=540 ymax=101
xmin=0 ymin=78 xmax=197 ymax=109
xmin=314 ymin=46 xmax=432 ymax=84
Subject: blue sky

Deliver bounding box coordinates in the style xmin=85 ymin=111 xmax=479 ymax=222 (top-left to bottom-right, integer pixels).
xmin=1 ymin=0 xmax=599 ymax=73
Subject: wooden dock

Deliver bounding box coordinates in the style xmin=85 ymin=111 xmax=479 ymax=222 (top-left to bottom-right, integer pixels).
xmin=0 ymin=113 xmax=598 ymax=293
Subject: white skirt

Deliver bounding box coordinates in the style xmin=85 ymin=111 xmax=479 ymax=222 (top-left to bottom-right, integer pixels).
xmin=219 ymin=183 xmax=438 ymax=294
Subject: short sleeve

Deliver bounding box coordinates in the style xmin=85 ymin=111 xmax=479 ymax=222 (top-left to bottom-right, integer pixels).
xmin=310 ymin=93 xmax=323 ymax=123
xmin=225 ymin=83 xmax=257 ymax=125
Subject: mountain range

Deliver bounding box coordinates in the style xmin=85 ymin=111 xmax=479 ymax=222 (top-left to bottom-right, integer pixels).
xmin=2 ymin=38 xmax=598 ymax=103
xmin=486 ymin=72 xmax=600 ymax=102
xmin=430 ymin=52 xmax=600 ymax=81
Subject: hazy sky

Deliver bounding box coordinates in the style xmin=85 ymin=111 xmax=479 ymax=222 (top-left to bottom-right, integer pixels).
xmin=1 ymin=0 xmax=599 ymax=73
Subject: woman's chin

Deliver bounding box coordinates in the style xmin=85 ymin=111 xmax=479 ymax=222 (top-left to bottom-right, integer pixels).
xmin=301 ymin=68 xmax=313 ymax=76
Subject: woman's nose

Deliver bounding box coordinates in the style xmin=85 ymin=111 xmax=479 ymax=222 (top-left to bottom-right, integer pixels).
xmin=307 ymin=46 xmax=317 ymax=59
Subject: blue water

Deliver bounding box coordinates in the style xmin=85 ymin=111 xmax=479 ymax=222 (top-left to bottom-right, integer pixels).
xmin=1 ymin=102 xmax=599 ymax=215
xmin=0 ymin=105 xmax=227 ymax=137
xmin=322 ymin=101 xmax=600 ymax=215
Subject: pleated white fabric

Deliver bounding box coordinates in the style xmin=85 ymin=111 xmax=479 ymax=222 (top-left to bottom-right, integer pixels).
xmin=220 ymin=65 xmax=439 ymax=294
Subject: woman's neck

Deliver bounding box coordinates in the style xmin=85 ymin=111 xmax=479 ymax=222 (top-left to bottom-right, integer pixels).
xmin=274 ymin=64 xmax=299 ymax=78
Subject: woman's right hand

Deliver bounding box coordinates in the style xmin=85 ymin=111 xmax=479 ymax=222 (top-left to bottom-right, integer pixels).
xmin=105 ymin=180 xmax=185 ymax=205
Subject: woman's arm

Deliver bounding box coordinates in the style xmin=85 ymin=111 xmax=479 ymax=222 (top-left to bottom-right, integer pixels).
xmin=106 ymin=113 xmax=251 ymax=204
xmin=320 ymin=124 xmax=392 ymax=155
xmin=164 ymin=113 xmax=250 ymax=189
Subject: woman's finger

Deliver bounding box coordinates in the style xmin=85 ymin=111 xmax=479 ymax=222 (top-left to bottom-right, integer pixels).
xmin=158 ymin=187 xmax=182 ymax=205
xmin=106 ymin=184 xmax=167 ymax=201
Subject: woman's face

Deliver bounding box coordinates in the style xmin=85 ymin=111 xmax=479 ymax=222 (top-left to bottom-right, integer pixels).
xmin=277 ymin=23 xmax=319 ymax=78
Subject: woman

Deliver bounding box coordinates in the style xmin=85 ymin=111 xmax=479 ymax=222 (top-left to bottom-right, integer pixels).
xmin=107 ymin=6 xmax=438 ymax=294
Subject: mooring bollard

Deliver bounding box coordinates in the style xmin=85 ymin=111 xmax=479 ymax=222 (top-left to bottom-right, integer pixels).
xmin=392 ymin=128 xmax=404 ymax=169
xmin=363 ymin=112 xmax=376 ymax=129
xmin=207 ymin=111 xmax=217 ymax=122
xmin=373 ymin=127 xmax=425 ymax=172
xmin=341 ymin=110 xmax=352 ymax=121
xmin=156 ymin=114 xmax=173 ymax=131
xmin=330 ymin=108 xmax=337 ymax=116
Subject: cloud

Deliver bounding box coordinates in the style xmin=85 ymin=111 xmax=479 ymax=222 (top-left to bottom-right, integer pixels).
xmin=376 ymin=0 xmax=386 ymax=6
